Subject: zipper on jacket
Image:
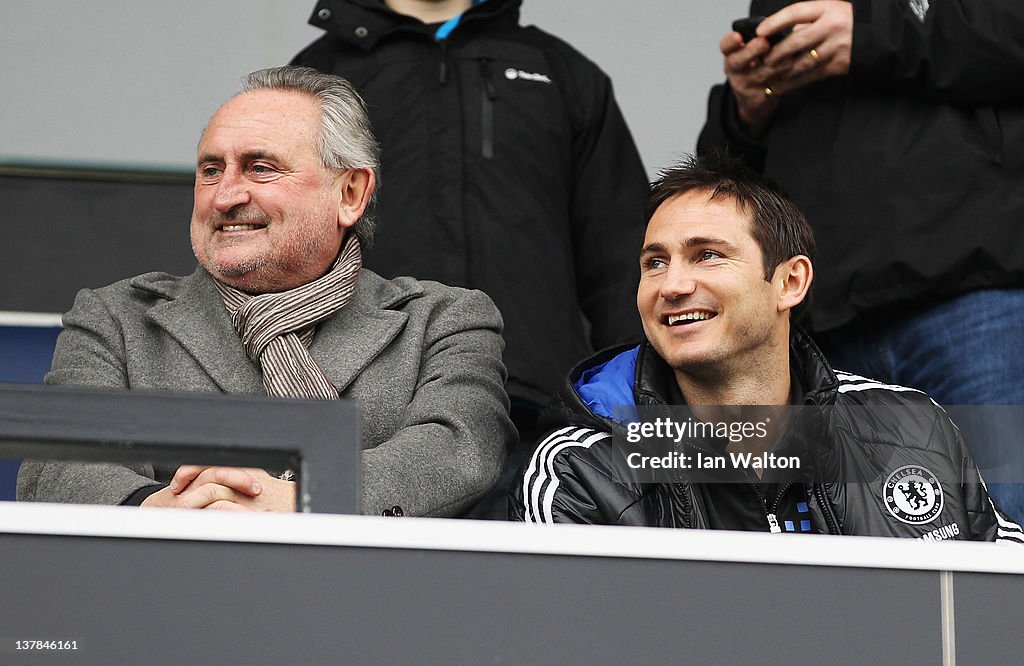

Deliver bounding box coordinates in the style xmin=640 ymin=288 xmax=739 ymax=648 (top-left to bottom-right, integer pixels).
xmin=479 ymin=58 xmax=497 ymax=159
xmin=747 ymin=482 xmax=783 ymax=533
xmin=765 ymin=482 xmax=796 ymax=534
xmin=812 ymin=483 xmax=841 ymax=535
xmin=672 ymin=483 xmax=694 ymax=528
xmin=438 ymin=40 xmax=449 ymax=85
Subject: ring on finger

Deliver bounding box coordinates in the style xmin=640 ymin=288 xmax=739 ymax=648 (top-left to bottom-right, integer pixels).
xmin=763 ymin=86 xmax=775 ymax=98
xmin=808 ymin=48 xmax=821 ymax=63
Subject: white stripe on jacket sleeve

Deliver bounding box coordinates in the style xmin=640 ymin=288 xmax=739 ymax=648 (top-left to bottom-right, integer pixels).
xmin=521 ymin=426 xmax=609 ymax=524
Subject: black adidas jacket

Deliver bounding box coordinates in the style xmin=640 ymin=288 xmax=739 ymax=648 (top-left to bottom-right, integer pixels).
xmin=293 ymin=0 xmax=648 ymax=404
xmin=510 ymin=330 xmax=1022 ymax=543
xmin=698 ymin=0 xmax=1024 ymax=332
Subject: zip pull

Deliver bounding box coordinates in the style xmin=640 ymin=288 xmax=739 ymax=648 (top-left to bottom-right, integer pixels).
xmin=766 ymin=512 xmax=782 ymax=533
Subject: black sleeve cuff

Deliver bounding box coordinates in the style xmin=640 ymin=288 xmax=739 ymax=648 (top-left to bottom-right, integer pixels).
xmin=121 ymin=484 xmax=167 ymax=506
xmin=698 ymin=83 xmax=768 ymax=172
xmin=721 ymin=88 xmax=769 ymax=153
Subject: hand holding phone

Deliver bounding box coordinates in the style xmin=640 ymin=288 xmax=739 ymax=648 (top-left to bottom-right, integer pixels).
xmin=732 ymin=16 xmax=792 ymax=46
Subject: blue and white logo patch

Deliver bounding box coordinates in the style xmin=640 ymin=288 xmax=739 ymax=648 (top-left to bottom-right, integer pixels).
xmin=504 ymin=68 xmax=552 ymax=84
xmin=884 ymin=465 xmax=943 ymax=524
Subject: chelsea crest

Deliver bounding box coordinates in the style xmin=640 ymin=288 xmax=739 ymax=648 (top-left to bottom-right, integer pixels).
xmin=883 ymin=465 xmax=943 ymax=524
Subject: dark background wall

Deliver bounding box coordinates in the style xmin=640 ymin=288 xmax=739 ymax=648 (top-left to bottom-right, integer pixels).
xmin=0 ymin=170 xmax=196 ymax=313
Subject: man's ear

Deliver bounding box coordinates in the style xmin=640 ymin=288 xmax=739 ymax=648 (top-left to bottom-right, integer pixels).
xmin=336 ymin=168 xmax=375 ymax=230
xmin=774 ymin=255 xmax=813 ymax=314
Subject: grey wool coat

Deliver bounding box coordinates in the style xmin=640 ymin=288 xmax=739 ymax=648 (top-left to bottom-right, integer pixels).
xmin=17 ymin=266 xmax=515 ymax=517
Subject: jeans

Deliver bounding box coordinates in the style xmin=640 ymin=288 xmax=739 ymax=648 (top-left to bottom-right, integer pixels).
xmin=815 ymin=288 xmax=1024 ymax=525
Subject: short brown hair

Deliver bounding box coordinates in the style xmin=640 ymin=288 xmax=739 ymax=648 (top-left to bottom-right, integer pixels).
xmin=646 ymin=151 xmax=815 ymax=281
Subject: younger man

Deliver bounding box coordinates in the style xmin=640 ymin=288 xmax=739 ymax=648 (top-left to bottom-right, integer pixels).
xmin=511 ymin=154 xmax=1021 ymax=543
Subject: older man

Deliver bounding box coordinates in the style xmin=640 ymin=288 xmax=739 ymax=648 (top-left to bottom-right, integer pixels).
xmin=18 ymin=66 xmax=515 ymax=516
xmin=511 ymin=153 xmax=1021 ymax=543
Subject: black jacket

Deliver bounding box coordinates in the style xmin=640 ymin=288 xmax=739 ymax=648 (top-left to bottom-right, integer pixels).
xmin=698 ymin=0 xmax=1024 ymax=332
xmin=293 ymin=0 xmax=649 ymax=404
xmin=510 ymin=330 xmax=1023 ymax=543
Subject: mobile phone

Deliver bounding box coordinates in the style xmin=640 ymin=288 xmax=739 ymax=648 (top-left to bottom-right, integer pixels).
xmin=732 ymin=16 xmax=792 ymax=46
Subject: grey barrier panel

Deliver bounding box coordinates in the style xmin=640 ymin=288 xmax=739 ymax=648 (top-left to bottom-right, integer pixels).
xmin=953 ymin=571 xmax=1024 ymax=662
xmin=0 ymin=384 xmax=360 ymax=513
xmin=0 ymin=170 xmax=197 ymax=313
xmin=0 ymin=532 xmax=948 ymax=665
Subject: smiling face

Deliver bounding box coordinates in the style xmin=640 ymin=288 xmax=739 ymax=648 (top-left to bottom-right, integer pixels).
xmin=638 ymin=190 xmax=793 ymax=381
xmin=190 ymin=89 xmax=350 ymax=293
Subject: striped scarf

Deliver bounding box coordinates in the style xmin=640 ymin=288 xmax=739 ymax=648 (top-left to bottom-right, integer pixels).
xmin=214 ymin=236 xmax=362 ymax=400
